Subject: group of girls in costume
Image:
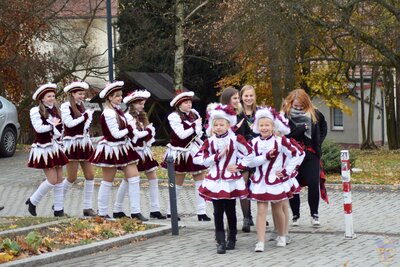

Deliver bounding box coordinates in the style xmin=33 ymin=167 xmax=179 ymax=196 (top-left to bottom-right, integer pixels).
xmin=26 ymin=81 xmax=165 ymax=221
xmin=26 ymin=81 xmax=326 ymax=254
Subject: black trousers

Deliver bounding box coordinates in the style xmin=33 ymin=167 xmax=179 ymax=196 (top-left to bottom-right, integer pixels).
xmin=212 ymin=199 xmax=237 ymax=232
xmin=289 ymin=151 xmax=320 ymax=217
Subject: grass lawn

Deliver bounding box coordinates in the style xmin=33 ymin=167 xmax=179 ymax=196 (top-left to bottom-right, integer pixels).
xmin=72 ymin=146 xmax=400 ymax=186
xmin=327 ymin=149 xmax=400 ymax=185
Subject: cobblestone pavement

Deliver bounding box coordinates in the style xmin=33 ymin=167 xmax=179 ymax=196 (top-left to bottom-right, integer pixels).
xmin=1 ymin=151 xmax=399 ymax=266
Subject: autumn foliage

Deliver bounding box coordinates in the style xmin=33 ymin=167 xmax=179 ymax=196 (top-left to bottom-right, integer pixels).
xmin=0 ymin=217 xmax=152 ymax=263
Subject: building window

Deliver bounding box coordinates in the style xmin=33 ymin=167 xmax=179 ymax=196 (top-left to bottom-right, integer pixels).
xmin=332 ymin=108 xmax=344 ymax=130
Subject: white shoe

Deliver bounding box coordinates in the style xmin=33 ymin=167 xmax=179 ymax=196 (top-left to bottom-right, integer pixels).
xmin=254 ymin=241 xmax=264 ymax=252
xmin=311 ymin=216 xmax=320 ymax=227
xmin=276 ymin=236 xmax=286 ymax=247
xmin=292 ymin=216 xmax=299 ymax=226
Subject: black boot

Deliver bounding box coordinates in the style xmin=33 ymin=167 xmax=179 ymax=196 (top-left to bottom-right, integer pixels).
xmin=131 ymin=213 xmax=149 ymax=221
xmin=242 ymin=217 xmax=251 ymax=233
xmin=150 ymin=211 xmax=167 ymax=219
xmin=215 ymin=231 xmax=226 ymax=254
xmin=25 ymin=198 xmax=37 ymax=216
xmin=226 ymin=229 xmax=237 ymax=250
xmin=198 ymin=214 xmax=211 ymax=221
xmin=54 ymin=209 xmax=64 ymax=217
xmin=113 ymin=211 xmax=128 ymax=219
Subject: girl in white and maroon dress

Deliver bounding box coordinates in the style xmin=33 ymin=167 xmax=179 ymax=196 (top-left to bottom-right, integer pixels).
xmin=194 ymin=104 xmax=254 ymax=254
xmin=248 ymin=108 xmax=304 ymax=252
xmin=161 ymin=91 xmax=210 ymax=221
xmin=61 ymin=81 xmax=96 ymax=217
xmin=112 ymin=90 xmax=166 ymax=220
xmin=271 ymin=110 xmax=304 ymax=243
xmin=89 ymin=81 xmax=144 ymax=220
xmin=26 ymin=83 xmax=69 ymax=217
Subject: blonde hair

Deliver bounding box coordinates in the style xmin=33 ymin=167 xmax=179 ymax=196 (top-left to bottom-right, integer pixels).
xmin=281 ymin=89 xmax=317 ymax=123
xmin=210 ymin=118 xmax=230 ymax=136
xmin=240 ymin=85 xmax=257 ymax=114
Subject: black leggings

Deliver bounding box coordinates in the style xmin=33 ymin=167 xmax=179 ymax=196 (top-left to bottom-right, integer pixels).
xmin=212 ymin=199 xmax=237 ymax=232
xmin=289 ymin=152 xmax=320 ymax=217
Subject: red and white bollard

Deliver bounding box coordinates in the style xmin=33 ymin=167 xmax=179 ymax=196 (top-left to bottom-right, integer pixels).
xmin=340 ymin=150 xmax=356 ymax=239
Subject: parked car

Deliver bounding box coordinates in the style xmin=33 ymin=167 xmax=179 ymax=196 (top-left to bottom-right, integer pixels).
xmin=0 ymin=96 xmax=20 ymax=157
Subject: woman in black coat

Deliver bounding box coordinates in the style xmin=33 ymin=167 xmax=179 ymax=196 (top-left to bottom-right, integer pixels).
xmin=281 ymin=89 xmax=327 ymax=227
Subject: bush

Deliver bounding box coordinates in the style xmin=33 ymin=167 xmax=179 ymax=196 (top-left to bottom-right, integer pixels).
xmin=321 ymin=139 xmax=356 ymax=173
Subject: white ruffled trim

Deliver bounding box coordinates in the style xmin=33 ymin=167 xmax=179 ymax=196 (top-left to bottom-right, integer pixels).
xmin=165 ymin=137 xmax=203 ymax=165
xmin=62 ymin=134 xmax=93 ymax=154
xmin=29 ymin=141 xmax=64 ymax=165
xmin=201 ymin=178 xmax=247 ymax=199
xmin=93 ymin=138 xmax=134 ymax=161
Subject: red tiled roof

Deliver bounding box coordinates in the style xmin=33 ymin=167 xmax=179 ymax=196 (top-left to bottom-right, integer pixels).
xmin=53 ymin=0 xmax=118 ymax=19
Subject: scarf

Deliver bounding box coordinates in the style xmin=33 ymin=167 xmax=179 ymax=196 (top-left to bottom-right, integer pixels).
xmin=290 ymin=108 xmax=312 ymax=139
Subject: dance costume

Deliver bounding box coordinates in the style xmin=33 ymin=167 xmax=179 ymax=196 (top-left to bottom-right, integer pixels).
xmin=248 ymin=135 xmax=303 ymax=201
xmin=61 ymin=102 xmax=94 ymax=160
xmin=161 ymin=109 xmax=206 ymax=174
xmin=89 ymin=106 xmax=140 ymax=167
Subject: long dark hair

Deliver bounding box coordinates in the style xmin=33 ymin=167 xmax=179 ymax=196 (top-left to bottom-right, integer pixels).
xmin=129 ymin=102 xmax=149 ymax=129
xmin=105 ymin=90 xmax=124 ymax=128
xmin=68 ymin=93 xmax=84 ymax=118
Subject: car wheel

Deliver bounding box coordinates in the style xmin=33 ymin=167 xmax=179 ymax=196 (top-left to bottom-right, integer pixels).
xmin=0 ymin=127 xmax=17 ymax=157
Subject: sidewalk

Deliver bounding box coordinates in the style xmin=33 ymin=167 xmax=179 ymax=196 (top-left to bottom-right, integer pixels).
xmin=1 ymin=151 xmax=399 ymax=266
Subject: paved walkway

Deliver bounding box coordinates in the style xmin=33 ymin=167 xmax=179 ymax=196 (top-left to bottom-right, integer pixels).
xmin=1 ymin=151 xmax=399 ymax=266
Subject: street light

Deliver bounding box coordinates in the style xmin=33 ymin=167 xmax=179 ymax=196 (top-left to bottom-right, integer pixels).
xmin=106 ymin=0 xmax=113 ymax=82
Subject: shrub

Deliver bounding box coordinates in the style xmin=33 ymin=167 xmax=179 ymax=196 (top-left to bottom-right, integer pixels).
xmin=321 ymin=139 xmax=356 ymax=173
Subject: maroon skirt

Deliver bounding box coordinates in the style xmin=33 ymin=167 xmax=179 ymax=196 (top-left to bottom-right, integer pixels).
xmin=137 ymin=155 xmax=159 ymax=173
xmin=28 ymin=142 xmax=69 ymax=169
xmin=89 ymin=139 xmax=139 ymax=167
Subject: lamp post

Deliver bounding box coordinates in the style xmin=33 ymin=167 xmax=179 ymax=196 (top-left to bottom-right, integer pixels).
xmin=106 ymin=0 xmax=114 ymax=82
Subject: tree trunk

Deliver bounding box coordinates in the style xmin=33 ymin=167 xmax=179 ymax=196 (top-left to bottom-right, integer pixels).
xmin=362 ymin=66 xmax=378 ymax=149
xmin=266 ymin=29 xmax=283 ymax=109
xmin=299 ymin=33 xmax=312 ymax=95
xmin=382 ymin=67 xmax=398 ymax=149
xmin=396 ymin=67 xmax=400 ymax=140
xmin=359 ymin=64 xmax=367 ymax=145
xmin=283 ymin=21 xmax=296 ymax=97
xmin=173 ymin=0 xmax=184 ymax=92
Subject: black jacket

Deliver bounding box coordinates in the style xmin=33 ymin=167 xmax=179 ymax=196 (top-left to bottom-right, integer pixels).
xmin=286 ymin=109 xmax=327 ymax=158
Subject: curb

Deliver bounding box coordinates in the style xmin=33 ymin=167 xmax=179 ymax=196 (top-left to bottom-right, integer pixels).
xmin=2 ymin=223 xmax=172 ymax=267
xmin=325 ymin=183 xmax=400 ymax=192
xmin=0 ymin=218 xmax=73 ymax=238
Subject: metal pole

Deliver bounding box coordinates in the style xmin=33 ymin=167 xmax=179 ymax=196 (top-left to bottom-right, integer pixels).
xmin=340 ymin=150 xmax=356 ymax=239
xmin=106 ymin=0 xmax=114 ymax=82
xmin=166 ymin=156 xmax=179 ymax=235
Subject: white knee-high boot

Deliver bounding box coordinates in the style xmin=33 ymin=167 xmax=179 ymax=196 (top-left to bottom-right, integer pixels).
xmin=167 ymin=185 xmax=182 ymax=215
xmin=83 ymin=180 xmax=95 ymax=210
xmin=53 ymin=182 xmax=64 ymax=211
xmin=149 ymin=179 xmax=161 ymax=212
xmin=195 ymin=180 xmax=206 ymax=215
xmin=63 ymin=179 xmax=73 ymax=196
xmin=97 ymin=181 xmax=112 ymax=216
xmin=128 ymin=177 xmax=141 ymax=214
xmin=30 ymin=180 xmax=54 ymax=205
xmin=113 ymin=179 xmax=128 ymax=213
